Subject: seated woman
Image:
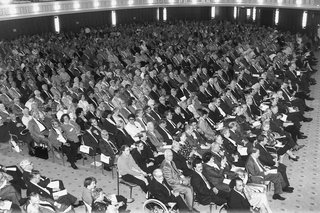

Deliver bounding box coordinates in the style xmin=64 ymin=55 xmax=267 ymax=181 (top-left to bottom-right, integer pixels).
xmin=25 ymin=192 xmax=55 ymax=213
xmin=92 ymin=188 xmax=126 ymax=213
xmin=233 ymin=169 xmax=273 ymax=213
xmin=117 ymin=145 xmax=149 ymax=193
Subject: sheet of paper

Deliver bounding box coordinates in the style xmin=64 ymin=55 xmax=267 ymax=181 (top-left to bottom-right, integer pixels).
xmin=267 ymin=169 xmax=278 ymax=174
xmin=223 ymin=179 xmax=231 ymax=184
xmin=47 ymin=181 xmax=59 ymax=189
xmin=0 ymin=201 xmax=12 ymax=210
xmin=180 ymin=96 xmax=187 ymax=101
xmin=52 ymin=189 xmax=68 ymax=198
xmin=288 ymin=107 xmax=296 ymax=113
xmin=216 ymin=122 xmax=224 ymax=130
xmin=5 ymin=167 xmax=17 ymax=171
xmin=100 ymin=154 xmax=110 ymax=164
xmin=280 ymin=114 xmax=287 ymax=122
xmin=260 ymin=104 xmax=269 ymax=111
xmin=237 ymin=146 xmax=248 ymax=156
xmin=162 ymin=145 xmax=172 ymax=149
xmin=252 ymin=121 xmax=261 ymax=127
xmin=80 ymin=145 xmax=90 ymax=154
xmin=231 ymin=165 xmax=245 ymax=172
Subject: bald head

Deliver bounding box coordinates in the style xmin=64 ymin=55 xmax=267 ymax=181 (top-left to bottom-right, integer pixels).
xmin=153 ymin=168 xmax=164 ymax=183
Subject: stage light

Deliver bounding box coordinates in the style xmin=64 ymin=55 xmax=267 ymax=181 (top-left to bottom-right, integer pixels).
xmin=54 ymin=3 xmax=61 ymax=11
xmin=296 ymin=0 xmax=302 ymax=5
xmin=252 ymin=7 xmax=256 ymax=21
xmin=54 ymin=16 xmax=60 ymax=34
xmin=169 ymin=0 xmax=174 ymax=4
xmin=9 ymin=5 xmax=17 ymax=16
xmin=1 ymin=0 xmax=12 ymax=5
xmin=302 ymin=11 xmax=307 ymax=28
xmin=111 ymin=0 xmax=116 ymax=7
xmin=233 ymin=6 xmax=237 ymax=19
xmin=73 ymin=2 xmax=80 ymax=10
xmin=157 ymin=8 xmax=159 ymax=20
xmin=275 ymin=9 xmax=279 ymax=25
xmin=33 ymin=4 xmax=40 ymax=13
xmin=211 ymin=6 xmax=216 ymax=19
xmin=128 ymin=0 xmax=133 ymax=6
xmin=111 ymin=10 xmax=116 ymax=26
xmin=246 ymin=8 xmax=251 ymax=18
xmin=192 ymin=0 xmax=197 ymax=4
xmin=93 ymin=1 xmax=100 ymax=8
xmin=163 ymin=8 xmax=167 ymax=21
xmin=148 ymin=0 xmax=153 ymax=4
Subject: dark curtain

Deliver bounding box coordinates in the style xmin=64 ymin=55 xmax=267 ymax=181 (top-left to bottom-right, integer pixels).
xmin=259 ymin=8 xmax=274 ymax=28
xmin=167 ymin=7 xmax=210 ymax=21
xmin=0 ymin=16 xmax=53 ymax=40
xmin=116 ymin=8 xmax=157 ymax=25
xmin=215 ymin=6 xmax=234 ymax=22
xmin=278 ymin=9 xmax=303 ymax=33
xmin=59 ymin=11 xmax=111 ymax=33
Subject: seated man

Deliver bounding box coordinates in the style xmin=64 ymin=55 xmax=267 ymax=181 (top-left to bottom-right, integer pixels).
xmin=228 ymin=177 xmax=251 ymax=213
xmin=99 ymin=130 xmax=119 ymax=171
xmin=131 ymin=141 xmax=157 ymax=174
xmin=171 ymin=141 xmax=193 ymax=177
xmin=202 ymin=152 xmax=231 ymax=193
xmin=27 ymin=111 xmax=50 ymax=147
xmin=19 ymin=159 xmax=64 ymax=191
xmin=190 ymin=158 xmax=228 ymax=206
xmin=245 ymin=148 xmax=293 ymax=200
xmin=7 ymin=110 xmax=34 ymax=156
xmin=25 ymin=192 xmax=56 ymax=213
xmin=0 ymin=164 xmax=26 ymax=193
xmin=161 ymin=149 xmax=194 ymax=212
xmin=27 ymin=170 xmax=79 ymax=210
xmin=149 ymin=169 xmax=189 ymax=212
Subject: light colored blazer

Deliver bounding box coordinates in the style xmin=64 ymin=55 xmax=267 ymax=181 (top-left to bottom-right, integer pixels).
xmin=161 ymin=160 xmax=182 ymax=187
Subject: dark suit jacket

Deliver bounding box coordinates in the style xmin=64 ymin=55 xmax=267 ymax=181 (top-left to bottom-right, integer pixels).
xmin=191 ymin=171 xmax=216 ymax=205
xmin=148 ymin=178 xmax=188 ymax=211
xmin=256 ymin=144 xmax=275 ymax=167
xmin=228 ymin=189 xmax=251 ymax=212
xmin=171 ymin=150 xmax=193 ymax=177
xmin=82 ymin=130 xmax=100 ymax=155
xmin=114 ymin=128 xmax=135 ymax=148
xmin=157 ymin=126 xmax=173 ymax=145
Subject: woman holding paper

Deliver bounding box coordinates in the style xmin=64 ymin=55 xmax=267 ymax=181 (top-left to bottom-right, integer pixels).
xmin=117 ymin=145 xmax=149 ymax=193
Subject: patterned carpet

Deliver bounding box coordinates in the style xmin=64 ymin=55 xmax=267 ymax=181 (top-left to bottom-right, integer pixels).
xmin=1 ymin=53 xmax=320 ymax=213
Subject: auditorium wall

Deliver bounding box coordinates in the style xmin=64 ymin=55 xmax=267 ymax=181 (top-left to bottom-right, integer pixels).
xmin=0 ymin=6 xmax=319 ymax=40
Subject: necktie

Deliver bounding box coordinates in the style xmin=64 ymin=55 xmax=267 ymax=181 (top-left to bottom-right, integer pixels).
xmin=256 ymin=158 xmax=266 ymax=172
xmin=107 ymin=140 xmax=118 ymax=154
xmin=200 ymin=173 xmax=211 ymax=190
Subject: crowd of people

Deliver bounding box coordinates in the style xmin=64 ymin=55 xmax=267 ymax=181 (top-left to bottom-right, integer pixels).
xmin=0 ymin=19 xmax=318 ymax=213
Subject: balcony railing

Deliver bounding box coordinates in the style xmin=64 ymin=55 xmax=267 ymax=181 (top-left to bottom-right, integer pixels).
xmin=0 ymin=0 xmax=319 ymax=21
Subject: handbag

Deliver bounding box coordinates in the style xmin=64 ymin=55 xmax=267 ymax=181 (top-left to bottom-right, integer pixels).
xmin=34 ymin=144 xmax=49 ymax=160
